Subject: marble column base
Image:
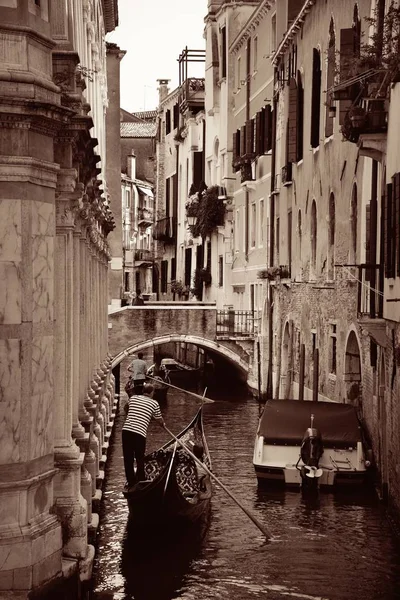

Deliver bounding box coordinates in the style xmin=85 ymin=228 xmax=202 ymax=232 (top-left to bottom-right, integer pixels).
xmin=53 ymin=446 xmax=88 ymax=559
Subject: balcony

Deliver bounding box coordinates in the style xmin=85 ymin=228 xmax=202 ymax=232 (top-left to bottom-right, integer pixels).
xmin=134 ymin=249 xmax=154 ymax=265
xmin=341 ymin=100 xmax=388 ymax=145
xmin=138 ymin=206 xmax=154 ymax=228
xmin=237 ymin=157 xmax=254 ymax=184
xmin=216 ymin=310 xmax=259 ymax=338
xmin=179 ymin=77 xmax=205 ymax=114
xmin=153 ymin=216 xmax=176 ymax=244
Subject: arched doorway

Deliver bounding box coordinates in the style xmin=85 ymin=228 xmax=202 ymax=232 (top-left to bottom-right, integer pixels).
xmin=344 ymin=331 xmax=361 ymax=408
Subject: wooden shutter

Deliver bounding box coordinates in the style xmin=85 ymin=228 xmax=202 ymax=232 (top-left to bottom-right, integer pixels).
xmin=255 ymin=112 xmax=262 ymax=156
xmin=384 ymin=183 xmax=393 ymax=277
xmin=296 ymin=75 xmax=304 ymax=161
xmin=339 ymin=28 xmax=355 ymax=125
xmin=259 ymin=108 xmax=265 ymax=154
xmin=288 ymin=77 xmax=298 ymax=163
xmin=394 ymin=173 xmax=400 ymax=276
xmin=365 ymin=202 xmax=371 ymax=280
xmin=265 ymin=105 xmax=272 ymax=152
xmin=245 ymin=119 xmax=253 ymax=155
xmin=325 ymin=40 xmax=335 ymax=138
xmin=310 ymin=48 xmax=321 ymax=148
xmin=240 ymin=125 xmax=246 ymax=156
xmin=232 ymin=132 xmax=237 ymax=165
xmin=193 ymin=151 xmax=203 ymax=189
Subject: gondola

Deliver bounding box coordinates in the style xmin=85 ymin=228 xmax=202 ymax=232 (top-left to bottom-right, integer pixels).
xmin=123 ymin=406 xmax=212 ymax=532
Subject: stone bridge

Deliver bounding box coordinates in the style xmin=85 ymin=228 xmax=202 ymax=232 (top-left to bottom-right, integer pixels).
xmin=108 ymin=305 xmax=259 ymax=390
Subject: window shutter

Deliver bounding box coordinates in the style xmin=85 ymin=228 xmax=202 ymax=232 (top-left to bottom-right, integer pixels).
xmin=296 ymin=75 xmax=304 ymax=161
xmin=365 ymin=202 xmax=371 ymax=280
xmin=325 ymin=41 xmax=335 ymax=138
xmin=395 ymin=173 xmax=400 ymax=276
xmin=193 ymin=152 xmax=203 ymax=189
xmin=259 ymin=108 xmax=265 ymax=154
xmin=310 ymin=49 xmax=321 ymax=148
xmin=385 ymin=183 xmax=393 ymax=277
xmin=288 ymin=77 xmax=298 ymax=163
xmin=240 ymin=125 xmax=246 ymax=156
xmin=339 ymin=28 xmax=355 ymax=126
xmin=245 ymin=119 xmax=253 ymax=155
xmin=232 ymin=132 xmax=237 ymax=166
xmin=265 ymin=105 xmax=272 ymax=152
xmin=255 ymin=112 xmax=262 ymax=156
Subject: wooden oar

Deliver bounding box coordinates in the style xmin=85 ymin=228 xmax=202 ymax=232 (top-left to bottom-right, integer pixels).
xmin=163 ymin=425 xmax=272 ymax=540
xmin=147 ymin=375 xmax=214 ymax=404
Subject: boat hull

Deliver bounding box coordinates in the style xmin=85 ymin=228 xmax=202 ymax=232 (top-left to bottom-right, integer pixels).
xmin=123 ymin=407 xmax=212 ymax=531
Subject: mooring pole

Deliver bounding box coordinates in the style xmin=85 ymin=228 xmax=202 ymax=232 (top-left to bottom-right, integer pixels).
xmin=312 ymin=348 xmax=319 ymax=402
xmin=299 ymin=343 xmax=305 ymax=401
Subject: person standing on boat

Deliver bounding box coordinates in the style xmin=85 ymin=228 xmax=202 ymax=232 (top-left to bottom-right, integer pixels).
xmin=122 ymin=382 xmax=166 ymax=488
xmin=127 ymin=351 xmax=147 ymax=394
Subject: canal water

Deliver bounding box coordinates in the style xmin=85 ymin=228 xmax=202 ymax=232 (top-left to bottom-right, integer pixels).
xmin=91 ymin=381 xmax=400 ymax=600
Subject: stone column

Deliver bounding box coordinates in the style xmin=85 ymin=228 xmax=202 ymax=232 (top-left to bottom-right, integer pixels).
xmin=53 ymin=172 xmax=87 ymax=559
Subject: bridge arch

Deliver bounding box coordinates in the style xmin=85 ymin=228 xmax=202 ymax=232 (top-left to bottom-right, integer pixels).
xmin=111 ymin=334 xmax=249 ymax=373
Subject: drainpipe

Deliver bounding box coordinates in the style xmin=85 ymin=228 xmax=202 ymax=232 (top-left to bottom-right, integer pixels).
xmin=266 ymin=85 xmax=278 ymax=400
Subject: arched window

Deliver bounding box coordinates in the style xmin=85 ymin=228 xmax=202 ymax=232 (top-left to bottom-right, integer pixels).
xmin=325 ymin=19 xmax=336 ymax=138
xmin=311 ymin=200 xmax=317 ymax=273
xmin=328 ymin=192 xmax=335 ymax=279
xmin=350 ymin=183 xmax=358 ymax=262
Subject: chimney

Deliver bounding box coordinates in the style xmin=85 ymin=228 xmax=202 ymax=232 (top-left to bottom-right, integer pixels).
xmin=127 ymin=152 xmax=136 ymax=180
xmin=157 ymin=78 xmax=170 ymax=103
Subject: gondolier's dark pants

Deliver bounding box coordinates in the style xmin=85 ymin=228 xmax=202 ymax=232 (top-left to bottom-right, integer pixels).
xmin=122 ymin=430 xmax=146 ymax=485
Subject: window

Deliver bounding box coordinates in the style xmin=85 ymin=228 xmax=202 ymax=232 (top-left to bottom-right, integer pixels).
xmin=124 ymin=272 xmax=129 ymax=292
xmin=251 ymin=202 xmax=256 ymax=248
xmin=165 ymin=110 xmax=171 ymax=135
xmin=259 ymin=199 xmax=264 ymax=246
xmin=218 ymin=255 xmax=223 ymax=287
xmin=253 ymin=36 xmax=258 ymax=72
xmin=236 ymin=56 xmax=241 ymax=89
xmin=296 ymin=72 xmax=304 ymax=161
xmin=161 ymin=260 xmax=168 ymax=293
xmin=276 ymin=217 xmax=280 ymax=264
xmin=328 ymin=193 xmax=335 ymax=280
xmin=325 ymin=19 xmax=336 ymax=138
xmin=235 ymin=208 xmax=241 ymax=253
xmin=310 ymin=48 xmax=321 ymax=149
xmin=184 ymin=248 xmax=192 ymax=287
xmin=271 ymin=13 xmax=276 ymax=54
xmin=329 ymin=324 xmax=337 ymax=374
xmin=350 ymin=183 xmax=358 ymax=263
xmin=311 ymin=201 xmax=317 ymax=272
xmin=173 ymin=103 xmax=179 ymax=130
xmin=125 ymin=189 xmax=131 ymax=209
xmin=221 ymin=26 xmax=227 ymax=78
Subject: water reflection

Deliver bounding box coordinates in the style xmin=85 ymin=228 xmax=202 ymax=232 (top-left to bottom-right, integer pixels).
xmin=92 ymin=381 xmax=400 ymax=600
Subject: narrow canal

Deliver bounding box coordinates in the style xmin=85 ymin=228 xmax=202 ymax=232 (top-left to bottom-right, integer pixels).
xmin=91 ymin=376 xmax=400 ymax=600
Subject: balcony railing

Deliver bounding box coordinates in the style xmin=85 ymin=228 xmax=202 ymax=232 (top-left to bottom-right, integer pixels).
xmin=357 ymin=264 xmax=384 ymax=318
xmin=138 ymin=206 xmax=154 ymax=226
xmin=179 ymin=77 xmax=205 ymax=112
xmin=134 ymin=249 xmax=154 ymax=263
xmin=153 ymin=216 xmax=176 ymax=243
xmin=216 ymin=310 xmax=259 ymax=338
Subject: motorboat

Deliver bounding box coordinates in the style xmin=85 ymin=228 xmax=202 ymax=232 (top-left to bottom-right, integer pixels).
xmin=253 ymin=399 xmax=372 ymax=489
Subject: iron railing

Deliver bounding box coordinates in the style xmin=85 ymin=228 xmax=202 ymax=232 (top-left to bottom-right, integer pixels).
xmin=216 ymin=310 xmax=259 ymax=337
xmin=134 ymin=249 xmax=154 ymax=262
xmin=357 ymin=264 xmax=384 ymax=318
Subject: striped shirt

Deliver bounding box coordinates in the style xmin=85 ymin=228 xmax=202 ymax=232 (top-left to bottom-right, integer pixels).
xmin=123 ymin=395 xmax=163 ymax=438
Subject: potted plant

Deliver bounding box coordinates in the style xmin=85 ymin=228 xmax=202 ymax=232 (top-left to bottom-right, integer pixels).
xmin=348 ymin=105 xmax=367 ymax=128
xmin=190 ymin=185 xmax=225 ymax=238
xmin=170 ymin=280 xmax=184 ymax=296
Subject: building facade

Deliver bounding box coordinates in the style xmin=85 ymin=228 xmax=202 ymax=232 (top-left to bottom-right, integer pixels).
xmin=0 ymin=1 xmax=118 ymax=597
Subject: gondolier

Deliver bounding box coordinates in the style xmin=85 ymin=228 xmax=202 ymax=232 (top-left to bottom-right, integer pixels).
xmin=122 ymin=383 xmax=166 ymax=489
xmin=127 ymin=351 xmax=147 ymax=394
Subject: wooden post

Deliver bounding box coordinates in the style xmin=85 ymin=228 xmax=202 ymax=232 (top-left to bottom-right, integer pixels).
xmin=299 ymin=344 xmax=305 ymax=401
xmin=257 ymin=338 xmax=262 ymax=402
xmin=312 ymin=348 xmax=319 ymax=402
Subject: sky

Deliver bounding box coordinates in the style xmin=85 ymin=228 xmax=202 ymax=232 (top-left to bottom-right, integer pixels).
xmin=107 ymin=0 xmax=207 ymax=113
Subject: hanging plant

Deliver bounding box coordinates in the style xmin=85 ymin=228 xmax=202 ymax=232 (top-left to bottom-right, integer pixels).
xmin=170 ymin=280 xmax=184 ymax=295
xmin=190 ymin=269 xmax=203 ymax=300
xmin=199 ymin=267 xmax=212 ymax=286
xmin=190 ymin=185 xmax=225 ymax=238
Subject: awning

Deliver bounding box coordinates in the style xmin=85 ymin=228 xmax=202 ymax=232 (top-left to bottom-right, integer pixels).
xmin=137 ymin=185 xmax=154 ymax=198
